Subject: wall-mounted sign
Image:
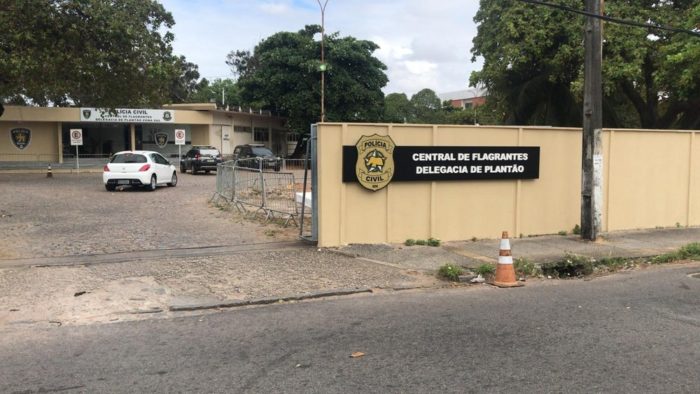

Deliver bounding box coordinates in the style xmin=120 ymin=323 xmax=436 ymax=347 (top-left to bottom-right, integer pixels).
xmin=154 ymin=131 xmax=168 ymax=148
xmin=10 ymin=128 xmax=31 ymax=150
xmin=343 ymin=138 xmax=540 ymax=186
xmin=354 ymin=134 xmax=396 ymax=191
xmin=70 ymin=129 xmax=83 ymax=146
xmin=175 ymin=129 xmax=186 ymax=145
xmin=80 ymin=108 xmax=175 ymax=123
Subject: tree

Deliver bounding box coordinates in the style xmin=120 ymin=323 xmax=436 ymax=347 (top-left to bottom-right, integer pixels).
xmin=169 ymin=56 xmax=202 ymax=103
xmin=227 ymin=25 xmax=388 ymax=138
xmin=383 ymin=93 xmax=413 ymax=123
xmin=410 ymin=89 xmax=445 ymax=123
xmin=470 ymin=0 xmax=700 ymax=129
xmin=0 ymin=0 xmax=191 ymax=115
xmin=187 ymin=78 xmax=242 ymax=109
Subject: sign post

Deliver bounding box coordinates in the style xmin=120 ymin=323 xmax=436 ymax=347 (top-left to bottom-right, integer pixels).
xmin=70 ymin=129 xmax=83 ymax=173
xmin=175 ymin=129 xmax=186 ymax=164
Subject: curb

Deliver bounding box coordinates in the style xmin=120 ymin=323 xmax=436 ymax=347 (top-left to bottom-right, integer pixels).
xmin=169 ymin=288 xmax=373 ymax=312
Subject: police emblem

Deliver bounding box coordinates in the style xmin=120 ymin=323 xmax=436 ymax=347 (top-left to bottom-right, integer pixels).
xmin=163 ymin=111 xmax=172 ymax=121
xmin=82 ymin=109 xmax=92 ymax=119
xmin=10 ymin=128 xmax=31 ymax=150
xmin=154 ymin=131 xmax=168 ymax=148
xmin=355 ymin=134 xmax=395 ymax=191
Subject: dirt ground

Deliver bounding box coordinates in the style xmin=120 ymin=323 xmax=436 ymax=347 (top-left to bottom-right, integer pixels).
xmin=0 ymin=172 xmax=435 ymax=327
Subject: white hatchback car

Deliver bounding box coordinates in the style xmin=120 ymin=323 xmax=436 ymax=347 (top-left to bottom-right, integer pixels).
xmin=103 ymin=151 xmax=178 ymax=191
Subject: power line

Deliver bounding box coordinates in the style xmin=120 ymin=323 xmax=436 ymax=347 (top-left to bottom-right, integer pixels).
xmin=517 ymin=0 xmax=700 ymax=38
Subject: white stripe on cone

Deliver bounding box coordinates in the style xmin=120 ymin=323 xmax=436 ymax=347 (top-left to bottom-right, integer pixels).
xmin=500 ymin=239 xmax=511 ymax=250
xmin=498 ymin=255 xmax=513 ymax=265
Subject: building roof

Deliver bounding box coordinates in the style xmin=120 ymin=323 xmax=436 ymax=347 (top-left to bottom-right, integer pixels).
xmin=439 ymin=87 xmax=487 ymax=101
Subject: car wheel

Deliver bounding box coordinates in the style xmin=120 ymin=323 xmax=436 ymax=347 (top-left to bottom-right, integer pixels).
xmin=147 ymin=175 xmax=157 ymax=191
xmin=191 ymin=166 xmax=197 ymax=175
xmin=168 ymin=172 xmax=177 ymax=187
xmin=205 ymin=170 xmax=210 ymax=174
xmin=180 ymin=165 xmax=186 ymax=173
xmin=105 ymin=184 xmax=116 ymax=191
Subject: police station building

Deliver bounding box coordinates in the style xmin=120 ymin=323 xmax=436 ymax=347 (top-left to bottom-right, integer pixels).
xmin=0 ymin=103 xmax=293 ymax=165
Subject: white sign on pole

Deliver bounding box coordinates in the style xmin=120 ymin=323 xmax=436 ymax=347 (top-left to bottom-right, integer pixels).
xmin=175 ymin=129 xmax=186 ymax=145
xmin=70 ymin=129 xmax=83 ymax=146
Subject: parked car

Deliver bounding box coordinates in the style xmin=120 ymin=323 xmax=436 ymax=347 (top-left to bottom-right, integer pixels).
xmin=232 ymin=144 xmax=282 ymax=171
xmin=180 ymin=146 xmax=222 ymax=174
xmin=103 ymin=151 xmax=177 ymax=191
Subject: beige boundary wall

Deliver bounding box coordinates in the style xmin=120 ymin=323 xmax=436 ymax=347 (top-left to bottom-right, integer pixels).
xmin=317 ymin=123 xmax=700 ymax=247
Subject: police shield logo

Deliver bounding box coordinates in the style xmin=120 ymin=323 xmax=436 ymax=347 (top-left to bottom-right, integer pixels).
xmin=155 ymin=132 xmax=168 ymax=148
xmin=162 ymin=111 xmax=172 ymax=121
xmin=10 ymin=128 xmax=31 ymax=150
xmin=82 ymin=109 xmax=91 ymax=119
xmin=355 ymin=134 xmax=395 ymax=191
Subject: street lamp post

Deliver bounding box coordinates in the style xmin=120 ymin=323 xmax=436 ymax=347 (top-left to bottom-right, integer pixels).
xmin=317 ymin=0 xmax=329 ymax=123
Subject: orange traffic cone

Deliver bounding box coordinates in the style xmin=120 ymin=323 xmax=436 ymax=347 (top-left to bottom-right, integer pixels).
xmin=493 ymin=231 xmax=523 ymax=288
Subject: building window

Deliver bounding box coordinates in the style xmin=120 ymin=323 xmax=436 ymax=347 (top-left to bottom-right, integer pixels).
xmin=254 ymin=127 xmax=269 ymax=142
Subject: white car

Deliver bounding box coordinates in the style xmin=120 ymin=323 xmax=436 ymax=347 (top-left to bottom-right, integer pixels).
xmin=103 ymin=151 xmax=178 ymax=191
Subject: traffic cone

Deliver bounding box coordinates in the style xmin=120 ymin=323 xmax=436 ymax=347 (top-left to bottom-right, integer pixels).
xmin=493 ymin=231 xmax=523 ymax=288
xmin=46 ymin=164 xmax=53 ymax=178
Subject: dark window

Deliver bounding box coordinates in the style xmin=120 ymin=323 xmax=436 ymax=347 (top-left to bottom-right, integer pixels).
xmin=252 ymin=147 xmax=274 ymax=156
xmin=110 ymin=153 xmax=147 ymax=164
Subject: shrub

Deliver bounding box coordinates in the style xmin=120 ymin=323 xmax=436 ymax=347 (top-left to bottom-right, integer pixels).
xmin=572 ymin=224 xmax=581 ymax=235
xmin=437 ymin=264 xmax=463 ymax=281
xmin=514 ymin=258 xmax=541 ymax=277
xmin=415 ymin=239 xmax=427 ymax=246
xmin=405 ymin=239 xmax=416 ymax=246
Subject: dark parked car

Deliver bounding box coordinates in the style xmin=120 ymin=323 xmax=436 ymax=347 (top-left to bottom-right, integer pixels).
xmin=180 ymin=146 xmax=222 ymax=174
xmin=232 ymin=144 xmax=282 ymax=171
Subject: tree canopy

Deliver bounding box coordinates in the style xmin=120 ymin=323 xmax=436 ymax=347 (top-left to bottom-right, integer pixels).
xmin=470 ymin=0 xmax=700 ymax=129
xmin=0 ymin=0 xmax=196 ymax=116
xmin=227 ymin=25 xmax=388 ymax=134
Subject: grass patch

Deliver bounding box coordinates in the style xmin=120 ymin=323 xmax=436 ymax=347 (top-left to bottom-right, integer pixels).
xmin=437 ymin=264 xmax=463 ymax=281
xmin=541 ymin=254 xmax=594 ymax=278
xmin=652 ymin=242 xmax=700 ymax=264
xmin=404 ymin=239 xmax=416 ymax=246
xmin=557 ymin=230 xmax=568 ymax=236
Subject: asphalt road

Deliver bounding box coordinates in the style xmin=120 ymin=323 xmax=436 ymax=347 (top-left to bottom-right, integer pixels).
xmin=2 ymin=263 xmax=699 ymax=393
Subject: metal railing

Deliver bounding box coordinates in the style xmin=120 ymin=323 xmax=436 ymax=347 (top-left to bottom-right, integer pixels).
xmin=212 ymin=158 xmax=299 ymax=226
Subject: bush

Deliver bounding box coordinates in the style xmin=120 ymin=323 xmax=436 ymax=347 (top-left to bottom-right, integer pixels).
xmin=415 ymin=239 xmax=427 ymax=246
xmin=437 ymin=264 xmax=463 ymax=281
xmin=427 ymin=238 xmax=441 ymax=247
xmin=405 ymin=239 xmax=416 ymax=246
xmin=572 ymin=224 xmax=581 ymax=235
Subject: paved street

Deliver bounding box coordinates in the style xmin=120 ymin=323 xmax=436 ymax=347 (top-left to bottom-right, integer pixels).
xmin=1 ymin=262 xmax=698 ymax=393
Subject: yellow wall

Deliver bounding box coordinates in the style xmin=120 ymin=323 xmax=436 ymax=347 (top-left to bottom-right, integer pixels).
xmin=317 ymin=124 xmax=700 ymax=246
xmin=1 ymin=122 xmax=58 ymax=161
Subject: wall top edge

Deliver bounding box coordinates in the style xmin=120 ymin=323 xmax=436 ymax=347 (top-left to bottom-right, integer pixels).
xmin=316 ymin=123 xmax=700 ymax=134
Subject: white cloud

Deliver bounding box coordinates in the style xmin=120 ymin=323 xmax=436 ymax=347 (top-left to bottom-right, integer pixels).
xmin=161 ymin=0 xmax=483 ymax=95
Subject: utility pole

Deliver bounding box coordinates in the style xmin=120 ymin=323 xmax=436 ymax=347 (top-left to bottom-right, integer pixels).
xmin=317 ymin=0 xmax=329 ymax=123
xmin=581 ymin=0 xmax=603 ymax=240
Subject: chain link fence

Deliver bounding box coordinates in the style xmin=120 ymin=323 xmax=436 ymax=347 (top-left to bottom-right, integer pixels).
xmin=212 ymin=158 xmax=300 ymax=226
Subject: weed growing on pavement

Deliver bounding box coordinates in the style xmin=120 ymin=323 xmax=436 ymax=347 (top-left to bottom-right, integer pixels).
xmin=475 ymin=263 xmax=496 ymax=276
xmin=405 ymin=238 xmax=441 ymax=247
xmin=427 ymin=238 xmax=441 ymax=247
xmin=572 ymin=224 xmax=581 ymax=235
xmin=557 ymin=230 xmax=567 ymax=236
xmin=437 ymin=264 xmax=463 ymax=281
xmin=514 ymin=258 xmax=541 ymax=277
xmin=541 ymin=254 xmax=593 ymax=278
xmin=652 ymin=242 xmax=700 ymax=264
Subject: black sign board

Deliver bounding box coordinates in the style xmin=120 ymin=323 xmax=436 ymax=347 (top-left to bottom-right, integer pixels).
xmin=343 ymin=146 xmax=540 ymax=183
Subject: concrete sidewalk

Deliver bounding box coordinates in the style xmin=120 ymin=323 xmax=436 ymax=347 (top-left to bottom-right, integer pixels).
xmin=337 ymin=227 xmax=700 ymax=271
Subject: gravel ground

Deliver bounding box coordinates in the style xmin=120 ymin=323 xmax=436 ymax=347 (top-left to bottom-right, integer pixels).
xmin=0 ymin=172 xmax=434 ymax=326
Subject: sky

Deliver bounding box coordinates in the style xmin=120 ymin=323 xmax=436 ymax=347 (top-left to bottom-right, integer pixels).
xmin=159 ymin=0 xmax=483 ymax=97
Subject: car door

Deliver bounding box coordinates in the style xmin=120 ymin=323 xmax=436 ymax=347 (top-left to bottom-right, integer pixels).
xmin=151 ymin=153 xmax=170 ymax=183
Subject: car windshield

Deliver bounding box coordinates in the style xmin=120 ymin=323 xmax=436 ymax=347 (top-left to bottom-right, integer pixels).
xmin=252 ymin=147 xmax=274 ymax=156
xmin=110 ymin=153 xmax=147 ymax=163
xmin=199 ymin=149 xmax=219 ymax=156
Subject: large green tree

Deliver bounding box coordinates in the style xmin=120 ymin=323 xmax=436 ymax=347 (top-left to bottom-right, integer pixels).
xmin=0 ymin=0 xmax=194 ymax=116
xmin=227 ymin=25 xmax=388 ymax=136
xmin=383 ymin=93 xmax=413 ymax=123
xmin=470 ymin=0 xmax=700 ymax=129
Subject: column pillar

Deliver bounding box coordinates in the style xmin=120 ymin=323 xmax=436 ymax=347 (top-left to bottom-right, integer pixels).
xmin=130 ymin=124 xmax=136 ymax=151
